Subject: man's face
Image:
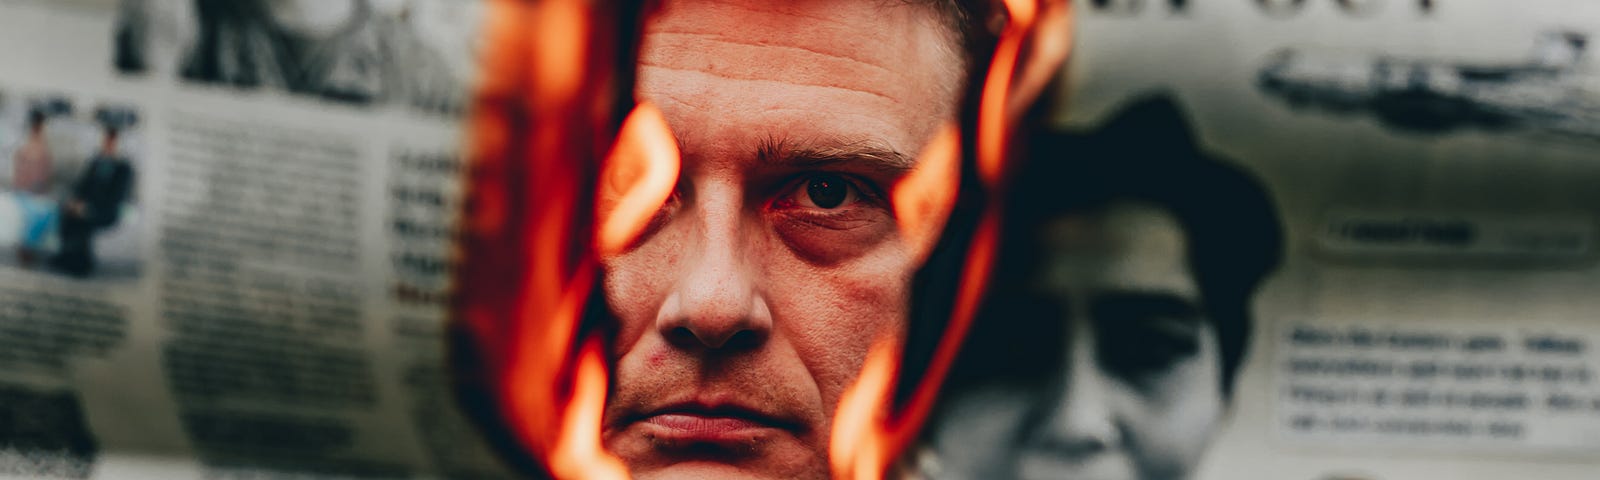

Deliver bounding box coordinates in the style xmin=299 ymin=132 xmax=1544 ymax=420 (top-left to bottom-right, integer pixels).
xmin=929 ymin=203 xmax=1227 ymax=480
xmin=600 ymin=1 xmax=963 ymax=479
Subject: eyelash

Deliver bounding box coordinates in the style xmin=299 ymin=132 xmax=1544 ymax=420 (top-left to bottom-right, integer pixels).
xmin=616 ymin=171 xmax=893 ymax=254
xmin=1098 ymin=329 xmax=1201 ymax=388
xmin=772 ymin=172 xmax=887 ymax=210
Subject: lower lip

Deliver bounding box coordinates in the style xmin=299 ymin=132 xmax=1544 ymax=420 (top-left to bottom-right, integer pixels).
xmin=643 ymin=413 xmax=780 ymax=442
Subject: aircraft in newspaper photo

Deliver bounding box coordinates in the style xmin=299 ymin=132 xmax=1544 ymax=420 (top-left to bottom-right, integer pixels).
xmin=1257 ymin=31 xmax=1600 ymax=140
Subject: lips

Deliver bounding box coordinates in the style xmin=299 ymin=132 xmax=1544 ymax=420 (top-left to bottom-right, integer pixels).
xmin=631 ymin=402 xmax=803 ymax=446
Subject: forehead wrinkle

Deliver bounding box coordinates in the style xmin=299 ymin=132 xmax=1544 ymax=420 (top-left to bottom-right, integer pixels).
xmin=646 ymin=30 xmax=904 ymax=82
xmin=637 ymin=0 xmax=962 ymax=184
xmin=699 ymin=0 xmax=922 ymax=32
xmin=638 ymin=59 xmax=899 ymax=106
xmin=653 ymin=91 xmax=711 ymax=114
xmin=759 ymin=107 xmax=903 ymax=139
xmin=655 ymin=0 xmax=947 ymax=42
xmin=639 ymin=1 xmax=955 ymax=109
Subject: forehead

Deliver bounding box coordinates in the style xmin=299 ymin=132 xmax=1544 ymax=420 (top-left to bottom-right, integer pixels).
xmin=1034 ymin=203 xmax=1198 ymax=297
xmin=636 ymin=0 xmax=961 ymax=163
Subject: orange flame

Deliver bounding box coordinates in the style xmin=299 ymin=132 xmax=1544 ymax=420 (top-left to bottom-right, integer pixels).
xmin=598 ymin=103 xmax=681 ymax=257
xmin=830 ymin=338 xmax=900 ymax=480
xmin=456 ymin=0 xmax=643 ymax=479
xmin=974 ymin=0 xmax=1036 ymax=188
xmin=548 ymin=336 xmax=632 ymax=479
xmin=531 ymin=0 xmax=588 ymax=105
xmin=829 ymin=1 xmax=1072 ymax=479
xmin=825 ymin=216 xmax=999 ymax=480
xmin=892 ymin=122 xmax=961 ymax=262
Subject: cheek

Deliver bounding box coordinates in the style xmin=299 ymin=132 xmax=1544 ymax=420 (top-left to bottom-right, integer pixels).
xmin=929 ymin=388 xmax=1036 ymax=476
xmin=760 ymin=236 xmax=914 ymax=403
xmin=601 ymin=234 xmax=684 ymax=350
xmin=1123 ymin=341 xmax=1227 ymax=478
xmin=770 ymin=207 xmax=898 ymax=265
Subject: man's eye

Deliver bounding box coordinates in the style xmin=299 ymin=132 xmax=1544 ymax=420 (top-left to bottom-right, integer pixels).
xmin=793 ymin=173 xmax=861 ymax=209
xmin=768 ymin=171 xmax=893 ymax=263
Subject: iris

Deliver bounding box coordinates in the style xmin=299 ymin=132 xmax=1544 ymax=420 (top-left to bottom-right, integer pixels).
xmin=806 ymin=174 xmax=849 ymax=209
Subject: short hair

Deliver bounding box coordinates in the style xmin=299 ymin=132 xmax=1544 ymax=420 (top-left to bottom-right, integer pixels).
xmin=914 ymin=0 xmax=989 ymax=56
xmin=103 ymin=127 xmax=121 ymax=143
xmin=989 ymin=94 xmax=1284 ymax=395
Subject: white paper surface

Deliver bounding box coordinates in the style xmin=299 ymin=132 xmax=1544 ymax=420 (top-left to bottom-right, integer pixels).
xmin=0 ymin=1 xmax=510 ymax=478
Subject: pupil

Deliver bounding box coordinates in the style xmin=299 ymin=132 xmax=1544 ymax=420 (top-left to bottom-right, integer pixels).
xmin=806 ymin=175 xmax=848 ymax=209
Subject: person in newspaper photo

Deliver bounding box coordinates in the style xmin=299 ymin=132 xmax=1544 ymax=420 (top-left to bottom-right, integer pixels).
xmin=50 ymin=121 xmax=134 ymax=277
xmin=595 ymin=1 xmax=982 ymax=479
xmin=113 ymin=0 xmax=473 ymax=113
xmin=10 ymin=109 xmax=55 ymax=267
xmin=914 ymin=95 xmax=1284 ymax=480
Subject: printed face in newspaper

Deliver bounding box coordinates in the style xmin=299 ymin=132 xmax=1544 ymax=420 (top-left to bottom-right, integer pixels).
xmin=919 ymin=97 xmax=1283 ymax=480
xmin=597 ymin=0 xmax=967 ymax=479
xmin=937 ymin=204 xmax=1225 ymax=480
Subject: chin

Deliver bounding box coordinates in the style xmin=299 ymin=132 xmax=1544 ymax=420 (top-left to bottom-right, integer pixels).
xmin=607 ymin=432 xmax=830 ymax=480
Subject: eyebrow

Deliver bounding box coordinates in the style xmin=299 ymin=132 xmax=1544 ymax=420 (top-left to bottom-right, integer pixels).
xmin=754 ymin=135 xmax=915 ymax=176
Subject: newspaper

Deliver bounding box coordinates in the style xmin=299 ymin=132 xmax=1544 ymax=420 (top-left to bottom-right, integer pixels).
xmin=2 ymin=0 xmax=1599 ymax=480
xmin=1041 ymin=1 xmax=1600 ymax=480
xmin=0 ymin=1 xmax=512 ymax=478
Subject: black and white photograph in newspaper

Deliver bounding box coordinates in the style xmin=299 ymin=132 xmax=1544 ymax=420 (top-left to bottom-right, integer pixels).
xmin=914 ymin=95 xmax=1284 ymax=480
xmin=0 ymin=89 xmax=142 ymax=282
xmin=112 ymin=0 xmax=484 ymax=115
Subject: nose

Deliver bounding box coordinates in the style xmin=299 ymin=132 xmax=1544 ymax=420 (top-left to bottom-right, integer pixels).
xmin=1036 ymin=327 xmax=1122 ymax=456
xmin=654 ymin=184 xmax=772 ymax=351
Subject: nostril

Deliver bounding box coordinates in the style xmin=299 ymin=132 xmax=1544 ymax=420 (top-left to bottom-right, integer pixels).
xmin=719 ymin=329 xmax=766 ymax=350
xmin=664 ymin=323 xmax=767 ymax=351
xmin=665 ymin=326 xmax=701 ymax=348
